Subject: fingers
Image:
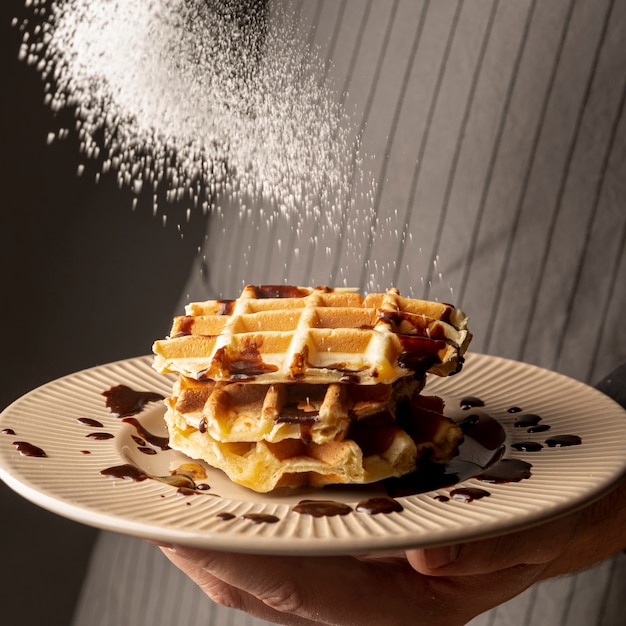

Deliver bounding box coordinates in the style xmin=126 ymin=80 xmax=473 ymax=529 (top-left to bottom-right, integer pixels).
xmin=407 ymin=509 xmax=581 ymax=577
xmin=160 ymin=546 xmax=320 ymax=626
xmin=156 ymin=542 xmax=552 ymax=626
xmin=160 ymin=546 xmax=437 ymax=626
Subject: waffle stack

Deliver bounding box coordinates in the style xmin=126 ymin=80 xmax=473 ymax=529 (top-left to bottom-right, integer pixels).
xmin=153 ymin=285 xmax=471 ymax=492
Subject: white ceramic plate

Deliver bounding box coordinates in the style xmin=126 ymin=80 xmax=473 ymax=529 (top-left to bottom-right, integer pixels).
xmin=1 ymin=353 xmax=625 ymax=555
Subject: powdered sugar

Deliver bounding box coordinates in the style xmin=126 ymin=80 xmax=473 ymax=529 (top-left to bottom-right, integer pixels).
xmin=17 ymin=1 xmax=367 ymax=226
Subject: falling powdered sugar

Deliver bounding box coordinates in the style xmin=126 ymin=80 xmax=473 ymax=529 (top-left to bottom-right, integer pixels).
xmin=16 ymin=0 xmax=370 ymax=232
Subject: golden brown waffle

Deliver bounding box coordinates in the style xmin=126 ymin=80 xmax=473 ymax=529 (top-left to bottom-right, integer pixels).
xmin=153 ymin=285 xmax=471 ymax=385
xmin=164 ymin=391 xmax=462 ymax=492
xmin=170 ymin=374 xmax=425 ymax=445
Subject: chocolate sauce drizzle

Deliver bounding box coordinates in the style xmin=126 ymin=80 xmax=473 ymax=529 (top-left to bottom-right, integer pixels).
xmin=545 ymin=435 xmax=582 ymax=448
xmin=476 ymin=459 xmax=532 ymax=483
xmin=450 ymin=487 xmax=491 ymax=503
xmin=102 ymin=385 xmax=165 ymax=417
xmin=211 ymin=343 xmax=280 ymax=381
xmin=514 ymin=414 xmax=542 ymax=428
xmin=13 ymin=441 xmax=47 ymax=457
xmin=101 ymin=463 xmax=149 ymax=482
xmin=77 ymin=417 xmax=104 ymax=428
xmin=86 ymin=432 xmax=115 ymax=440
xmin=252 ymin=285 xmax=311 ymax=299
xmin=528 ymin=424 xmax=551 ymax=433
xmin=511 ymin=441 xmax=543 ymax=452
xmin=216 ymin=512 xmax=236 ymax=521
xmin=87 ymin=387 xmax=581 ymax=524
xmin=242 ymin=513 xmax=280 ymax=524
xmin=460 ymin=396 xmax=485 ymax=410
xmin=100 ymin=463 xmax=217 ymax=495
xmin=121 ymin=417 xmax=170 ymax=451
xmin=5 ymin=378 xmax=586 ymax=531
xmin=355 ymin=497 xmax=404 ymax=515
xmin=293 ymin=500 xmax=353 ymax=517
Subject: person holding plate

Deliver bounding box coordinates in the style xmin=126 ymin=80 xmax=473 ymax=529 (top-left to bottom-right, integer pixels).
xmin=12 ymin=1 xmax=626 ymax=625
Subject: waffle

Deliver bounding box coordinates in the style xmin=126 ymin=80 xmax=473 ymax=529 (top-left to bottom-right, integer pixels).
xmin=164 ymin=389 xmax=462 ymax=492
xmin=154 ymin=285 xmax=470 ymax=493
xmin=169 ymin=374 xmax=424 ymax=445
xmin=153 ymin=285 xmax=471 ymax=385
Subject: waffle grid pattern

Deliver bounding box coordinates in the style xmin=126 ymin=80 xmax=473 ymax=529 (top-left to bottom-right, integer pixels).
xmin=153 ymin=285 xmax=471 ymax=385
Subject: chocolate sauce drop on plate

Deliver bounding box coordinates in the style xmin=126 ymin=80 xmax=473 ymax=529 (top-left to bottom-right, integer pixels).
xmin=458 ymin=414 xmax=480 ymax=431
xmin=101 ymin=463 xmax=149 ymax=482
xmin=13 ymin=441 xmax=47 ymax=457
xmin=242 ymin=513 xmax=280 ymax=524
xmin=100 ymin=463 xmax=210 ymax=495
xmin=450 ymin=487 xmax=491 ymax=503
xmin=355 ymin=497 xmax=403 ymax=515
xmin=545 ymin=435 xmax=582 ymax=448
xmin=460 ymin=410 xmax=506 ymax=451
xmin=77 ymin=417 xmax=104 ymax=428
xmin=293 ymin=500 xmax=353 ymax=517
xmin=385 ymin=462 xmax=467 ymax=498
xmin=385 ymin=409 xmax=506 ymax=498
xmin=514 ymin=414 xmax=542 ymax=428
xmin=460 ymin=396 xmax=485 ymax=410
xmin=153 ymin=473 xmax=197 ymax=489
xmin=86 ymin=432 xmax=115 ymax=440
xmin=476 ymin=459 xmax=532 ymax=483
xmin=102 ymin=385 xmax=165 ymax=417
xmin=528 ymin=424 xmax=551 ymax=433
xmin=511 ymin=442 xmax=543 ymax=452
xmin=216 ymin=512 xmax=236 ymax=521
xmin=122 ymin=417 xmax=170 ymax=451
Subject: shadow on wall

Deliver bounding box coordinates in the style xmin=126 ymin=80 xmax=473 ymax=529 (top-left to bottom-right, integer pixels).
xmin=0 ymin=5 xmax=210 ymax=625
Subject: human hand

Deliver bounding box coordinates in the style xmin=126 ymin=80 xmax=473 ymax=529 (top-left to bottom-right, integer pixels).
xmin=155 ymin=510 xmax=567 ymax=626
xmin=158 ymin=545 xmax=542 ymax=626
xmin=157 ymin=477 xmax=626 ymax=626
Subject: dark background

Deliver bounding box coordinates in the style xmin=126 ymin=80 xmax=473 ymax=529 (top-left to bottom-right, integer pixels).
xmin=1 ymin=4 xmax=209 ymax=624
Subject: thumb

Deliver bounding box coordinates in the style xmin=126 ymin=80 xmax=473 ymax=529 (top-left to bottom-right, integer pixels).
xmin=407 ymin=511 xmax=579 ymax=576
